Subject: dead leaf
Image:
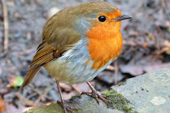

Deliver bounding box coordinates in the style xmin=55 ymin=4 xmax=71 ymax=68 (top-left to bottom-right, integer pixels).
xmin=0 ymin=97 xmax=6 ymax=112
xmin=106 ymin=65 xmax=115 ymax=71
xmin=75 ymin=82 xmax=91 ymax=93
xmin=8 ymin=76 xmax=23 ymax=87
xmin=2 ymin=101 xmax=25 ymax=113
xmin=63 ymin=91 xmax=77 ymax=100
xmin=120 ymin=65 xmax=144 ymax=76
xmin=120 ymin=63 xmax=170 ymax=76
xmin=59 ymin=83 xmax=72 ymax=92
xmin=97 ymin=71 xmax=125 ymax=84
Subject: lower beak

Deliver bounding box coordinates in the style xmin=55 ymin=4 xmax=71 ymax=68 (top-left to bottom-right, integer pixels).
xmin=114 ymin=14 xmax=132 ymax=21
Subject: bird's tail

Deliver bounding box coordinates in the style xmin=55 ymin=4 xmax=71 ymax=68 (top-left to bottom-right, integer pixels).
xmin=20 ymin=67 xmax=41 ymax=89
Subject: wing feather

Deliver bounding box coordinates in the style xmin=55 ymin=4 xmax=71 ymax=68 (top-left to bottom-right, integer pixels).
xmin=21 ymin=9 xmax=81 ymax=89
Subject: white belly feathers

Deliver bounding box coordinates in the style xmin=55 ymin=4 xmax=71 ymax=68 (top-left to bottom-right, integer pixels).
xmin=44 ymin=40 xmax=113 ymax=85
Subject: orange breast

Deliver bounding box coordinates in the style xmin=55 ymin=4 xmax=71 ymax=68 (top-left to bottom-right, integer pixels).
xmin=85 ymin=14 xmax=123 ymax=69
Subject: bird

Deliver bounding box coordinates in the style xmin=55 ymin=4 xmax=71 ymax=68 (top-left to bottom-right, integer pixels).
xmin=20 ymin=1 xmax=131 ymax=113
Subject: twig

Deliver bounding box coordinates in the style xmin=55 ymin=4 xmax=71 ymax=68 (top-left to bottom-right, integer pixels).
xmin=161 ymin=0 xmax=170 ymax=20
xmin=34 ymin=87 xmax=52 ymax=106
xmin=1 ymin=0 xmax=9 ymax=55
xmin=72 ymin=84 xmax=81 ymax=94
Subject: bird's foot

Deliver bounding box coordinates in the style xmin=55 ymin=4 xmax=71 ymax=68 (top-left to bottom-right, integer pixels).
xmin=82 ymin=90 xmax=110 ymax=104
xmin=57 ymin=101 xmax=74 ymax=113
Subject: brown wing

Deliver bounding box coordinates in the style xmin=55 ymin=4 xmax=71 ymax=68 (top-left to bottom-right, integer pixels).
xmin=20 ymin=12 xmax=81 ymax=89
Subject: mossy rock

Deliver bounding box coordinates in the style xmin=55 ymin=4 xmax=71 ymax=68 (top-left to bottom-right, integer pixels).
xmin=25 ymin=68 xmax=170 ymax=113
xmin=104 ymin=90 xmax=135 ymax=113
xmin=25 ymin=89 xmax=134 ymax=113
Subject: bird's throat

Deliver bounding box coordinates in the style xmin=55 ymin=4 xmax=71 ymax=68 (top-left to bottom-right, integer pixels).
xmin=85 ymin=22 xmax=123 ymax=70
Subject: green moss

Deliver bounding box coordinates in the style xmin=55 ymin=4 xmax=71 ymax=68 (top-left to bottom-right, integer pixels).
xmin=104 ymin=90 xmax=115 ymax=96
xmin=70 ymin=94 xmax=81 ymax=101
xmin=25 ymin=103 xmax=64 ymax=113
xmin=118 ymin=82 xmax=126 ymax=86
xmin=103 ymin=89 xmax=136 ymax=113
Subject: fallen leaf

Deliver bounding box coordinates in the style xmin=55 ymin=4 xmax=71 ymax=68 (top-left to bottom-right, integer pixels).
xmin=0 ymin=97 xmax=6 ymax=112
xmin=75 ymin=82 xmax=91 ymax=93
xmin=97 ymin=71 xmax=125 ymax=84
xmin=2 ymin=101 xmax=25 ymax=113
xmin=59 ymin=83 xmax=72 ymax=92
xmin=63 ymin=91 xmax=77 ymax=100
xmin=120 ymin=63 xmax=170 ymax=76
xmin=8 ymin=76 xmax=24 ymax=87
xmin=120 ymin=65 xmax=144 ymax=76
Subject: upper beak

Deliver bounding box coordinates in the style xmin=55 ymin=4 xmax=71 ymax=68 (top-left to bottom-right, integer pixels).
xmin=114 ymin=14 xmax=132 ymax=21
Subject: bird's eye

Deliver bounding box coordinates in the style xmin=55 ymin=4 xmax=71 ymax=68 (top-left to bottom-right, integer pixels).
xmin=98 ymin=16 xmax=106 ymax=22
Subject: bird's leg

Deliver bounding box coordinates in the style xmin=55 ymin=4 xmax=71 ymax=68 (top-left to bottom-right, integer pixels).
xmin=56 ymin=81 xmax=73 ymax=113
xmin=82 ymin=81 xmax=109 ymax=104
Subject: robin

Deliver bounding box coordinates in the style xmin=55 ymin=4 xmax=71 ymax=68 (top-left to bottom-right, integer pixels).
xmin=20 ymin=1 xmax=131 ymax=112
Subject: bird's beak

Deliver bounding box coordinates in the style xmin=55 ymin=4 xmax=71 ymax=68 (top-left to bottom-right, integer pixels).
xmin=114 ymin=14 xmax=132 ymax=21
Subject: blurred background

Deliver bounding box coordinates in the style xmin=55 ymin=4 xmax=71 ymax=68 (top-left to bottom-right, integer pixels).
xmin=0 ymin=0 xmax=170 ymax=112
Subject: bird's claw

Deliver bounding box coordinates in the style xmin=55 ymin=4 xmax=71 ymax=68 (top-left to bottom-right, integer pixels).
xmin=57 ymin=101 xmax=74 ymax=113
xmin=82 ymin=90 xmax=110 ymax=104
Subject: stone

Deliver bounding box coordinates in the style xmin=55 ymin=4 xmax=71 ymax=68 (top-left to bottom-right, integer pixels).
xmin=112 ymin=68 xmax=170 ymax=113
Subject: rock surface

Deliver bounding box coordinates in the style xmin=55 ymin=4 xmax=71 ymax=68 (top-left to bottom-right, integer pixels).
xmin=112 ymin=68 xmax=170 ymax=113
xmin=25 ymin=94 xmax=123 ymax=113
xmin=25 ymin=68 xmax=170 ymax=113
